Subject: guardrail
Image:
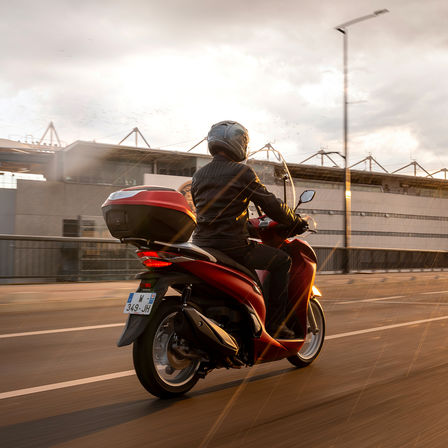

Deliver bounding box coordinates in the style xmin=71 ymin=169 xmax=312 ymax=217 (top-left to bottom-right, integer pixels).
xmin=0 ymin=235 xmax=447 ymax=284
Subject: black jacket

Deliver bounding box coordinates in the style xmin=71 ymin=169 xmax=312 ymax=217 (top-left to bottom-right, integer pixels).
xmin=191 ymin=154 xmax=304 ymax=248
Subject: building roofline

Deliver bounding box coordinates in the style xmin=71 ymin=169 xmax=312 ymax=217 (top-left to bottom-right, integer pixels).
xmin=2 ymin=137 xmax=447 ymax=189
xmin=63 ymin=140 xmax=210 ymax=158
xmin=284 ymin=162 xmax=447 ymax=188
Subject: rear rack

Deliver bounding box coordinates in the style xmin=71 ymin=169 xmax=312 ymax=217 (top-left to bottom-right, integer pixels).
xmin=121 ymin=238 xmax=217 ymax=263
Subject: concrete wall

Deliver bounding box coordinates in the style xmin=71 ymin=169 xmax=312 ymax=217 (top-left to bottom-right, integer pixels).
xmin=11 ymin=174 xmax=448 ymax=250
xmin=14 ymin=180 xmax=118 ymax=236
xmin=195 ymin=155 xmax=211 ymax=170
xmin=143 ymin=173 xmax=191 ymax=189
xmin=0 ymin=188 xmax=16 ymax=234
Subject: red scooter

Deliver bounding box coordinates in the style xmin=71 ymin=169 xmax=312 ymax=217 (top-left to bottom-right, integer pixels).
xmin=102 ymin=187 xmax=325 ymax=398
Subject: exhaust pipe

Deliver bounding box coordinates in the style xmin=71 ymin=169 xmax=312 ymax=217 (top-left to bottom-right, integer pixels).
xmin=174 ymin=306 xmax=239 ymax=358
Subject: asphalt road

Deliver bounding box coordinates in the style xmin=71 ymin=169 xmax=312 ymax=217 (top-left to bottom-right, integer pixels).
xmin=1 ymin=272 xmax=448 ymax=448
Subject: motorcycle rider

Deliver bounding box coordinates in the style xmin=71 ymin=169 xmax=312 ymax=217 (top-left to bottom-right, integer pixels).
xmin=191 ymin=120 xmax=308 ymax=338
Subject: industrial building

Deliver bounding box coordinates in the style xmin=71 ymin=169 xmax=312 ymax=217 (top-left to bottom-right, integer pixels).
xmin=1 ymin=134 xmax=447 ymax=251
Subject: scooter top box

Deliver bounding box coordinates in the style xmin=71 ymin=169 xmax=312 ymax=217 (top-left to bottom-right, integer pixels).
xmin=102 ymin=186 xmax=196 ymax=243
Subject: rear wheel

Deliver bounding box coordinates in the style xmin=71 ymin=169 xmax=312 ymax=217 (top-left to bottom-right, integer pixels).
xmin=133 ymin=299 xmax=201 ymax=398
xmin=288 ymin=297 xmax=325 ymax=368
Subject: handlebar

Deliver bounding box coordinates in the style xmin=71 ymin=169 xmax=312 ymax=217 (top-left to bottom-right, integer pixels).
xmin=249 ymin=215 xmax=317 ymax=239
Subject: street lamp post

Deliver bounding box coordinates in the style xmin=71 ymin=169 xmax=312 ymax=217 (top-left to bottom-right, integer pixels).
xmin=335 ymin=9 xmax=389 ymax=273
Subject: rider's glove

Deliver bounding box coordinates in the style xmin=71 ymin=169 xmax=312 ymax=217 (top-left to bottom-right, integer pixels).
xmin=247 ymin=220 xmax=259 ymax=238
xmin=291 ymin=216 xmax=309 ymax=235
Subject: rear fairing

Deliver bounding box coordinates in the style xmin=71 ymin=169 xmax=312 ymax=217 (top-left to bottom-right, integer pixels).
xmin=126 ymin=247 xmax=314 ymax=364
xmin=179 ymin=259 xmax=267 ymax=323
xmin=178 ymin=259 xmax=310 ymax=363
xmin=117 ymin=269 xmax=194 ymax=347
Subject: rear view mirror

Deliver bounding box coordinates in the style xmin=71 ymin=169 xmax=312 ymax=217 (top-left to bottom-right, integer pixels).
xmin=299 ymin=190 xmax=315 ymax=204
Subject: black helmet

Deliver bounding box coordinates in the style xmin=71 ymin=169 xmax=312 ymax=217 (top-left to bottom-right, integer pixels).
xmin=207 ymin=120 xmax=249 ymax=162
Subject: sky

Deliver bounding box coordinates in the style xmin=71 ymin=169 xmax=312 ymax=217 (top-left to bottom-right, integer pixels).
xmin=1 ymin=0 xmax=447 ymax=175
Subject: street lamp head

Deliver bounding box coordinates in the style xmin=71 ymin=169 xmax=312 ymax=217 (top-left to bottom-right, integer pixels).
xmin=335 ymin=9 xmax=390 ymax=29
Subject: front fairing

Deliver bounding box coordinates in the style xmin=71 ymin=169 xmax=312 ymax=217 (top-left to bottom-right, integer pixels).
xmin=282 ymin=239 xmax=317 ymax=339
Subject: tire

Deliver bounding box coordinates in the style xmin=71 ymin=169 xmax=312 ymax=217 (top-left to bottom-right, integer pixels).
xmin=288 ymin=297 xmax=325 ymax=368
xmin=133 ymin=298 xmax=201 ymax=399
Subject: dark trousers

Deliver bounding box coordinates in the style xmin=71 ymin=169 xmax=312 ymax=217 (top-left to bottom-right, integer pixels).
xmin=219 ymin=241 xmax=292 ymax=327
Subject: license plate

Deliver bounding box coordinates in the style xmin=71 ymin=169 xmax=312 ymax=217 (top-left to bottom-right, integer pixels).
xmin=124 ymin=292 xmax=156 ymax=315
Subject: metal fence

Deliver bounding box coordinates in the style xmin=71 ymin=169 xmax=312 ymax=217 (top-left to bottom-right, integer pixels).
xmin=0 ymin=235 xmax=141 ymax=284
xmin=315 ymin=246 xmax=448 ymax=273
xmin=0 ymin=234 xmax=447 ymax=284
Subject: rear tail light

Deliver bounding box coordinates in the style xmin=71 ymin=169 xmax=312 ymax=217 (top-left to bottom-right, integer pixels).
xmin=137 ymin=251 xmax=172 ymax=268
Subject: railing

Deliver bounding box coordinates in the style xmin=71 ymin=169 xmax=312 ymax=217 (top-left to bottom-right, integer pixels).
xmin=316 ymin=246 xmax=448 ymax=273
xmin=0 ymin=235 xmax=447 ymax=284
xmin=0 ymin=235 xmax=141 ymax=284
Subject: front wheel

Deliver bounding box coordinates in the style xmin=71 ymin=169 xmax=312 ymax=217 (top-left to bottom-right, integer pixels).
xmin=288 ymin=297 xmax=325 ymax=368
xmin=133 ymin=298 xmax=201 ymax=398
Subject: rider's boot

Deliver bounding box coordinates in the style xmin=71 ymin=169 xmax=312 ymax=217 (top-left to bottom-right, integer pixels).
xmin=266 ymin=303 xmax=295 ymax=339
xmin=267 ymin=322 xmax=295 ymax=339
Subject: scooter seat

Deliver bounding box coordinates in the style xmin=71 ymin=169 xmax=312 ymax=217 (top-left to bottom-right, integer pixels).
xmin=200 ymin=247 xmax=261 ymax=284
xmin=151 ymin=240 xmax=261 ymax=285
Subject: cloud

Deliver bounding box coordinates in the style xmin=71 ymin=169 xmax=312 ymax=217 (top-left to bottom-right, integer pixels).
xmin=1 ymin=0 xmax=448 ymax=171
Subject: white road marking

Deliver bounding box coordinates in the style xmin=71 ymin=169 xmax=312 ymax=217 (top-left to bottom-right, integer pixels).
xmin=352 ymin=301 xmax=448 ymax=307
xmin=1 ymin=314 xmax=448 ymax=400
xmin=10 ymin=291 xmax=37 ymax=294
xmin=361 ymin=295 xmax=405 ymax=302
xmin=0 ymin=323 xmax=124 ymax=339
xmin=0 ymin=371 xmax=135 ymax=400
xmin=337 ymin=295 xmax=404 ymax=304
xmin=421 ymin=290 xmax=448 ymax=295
xmin=327 ymin=315 xmax=448 ymax=340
